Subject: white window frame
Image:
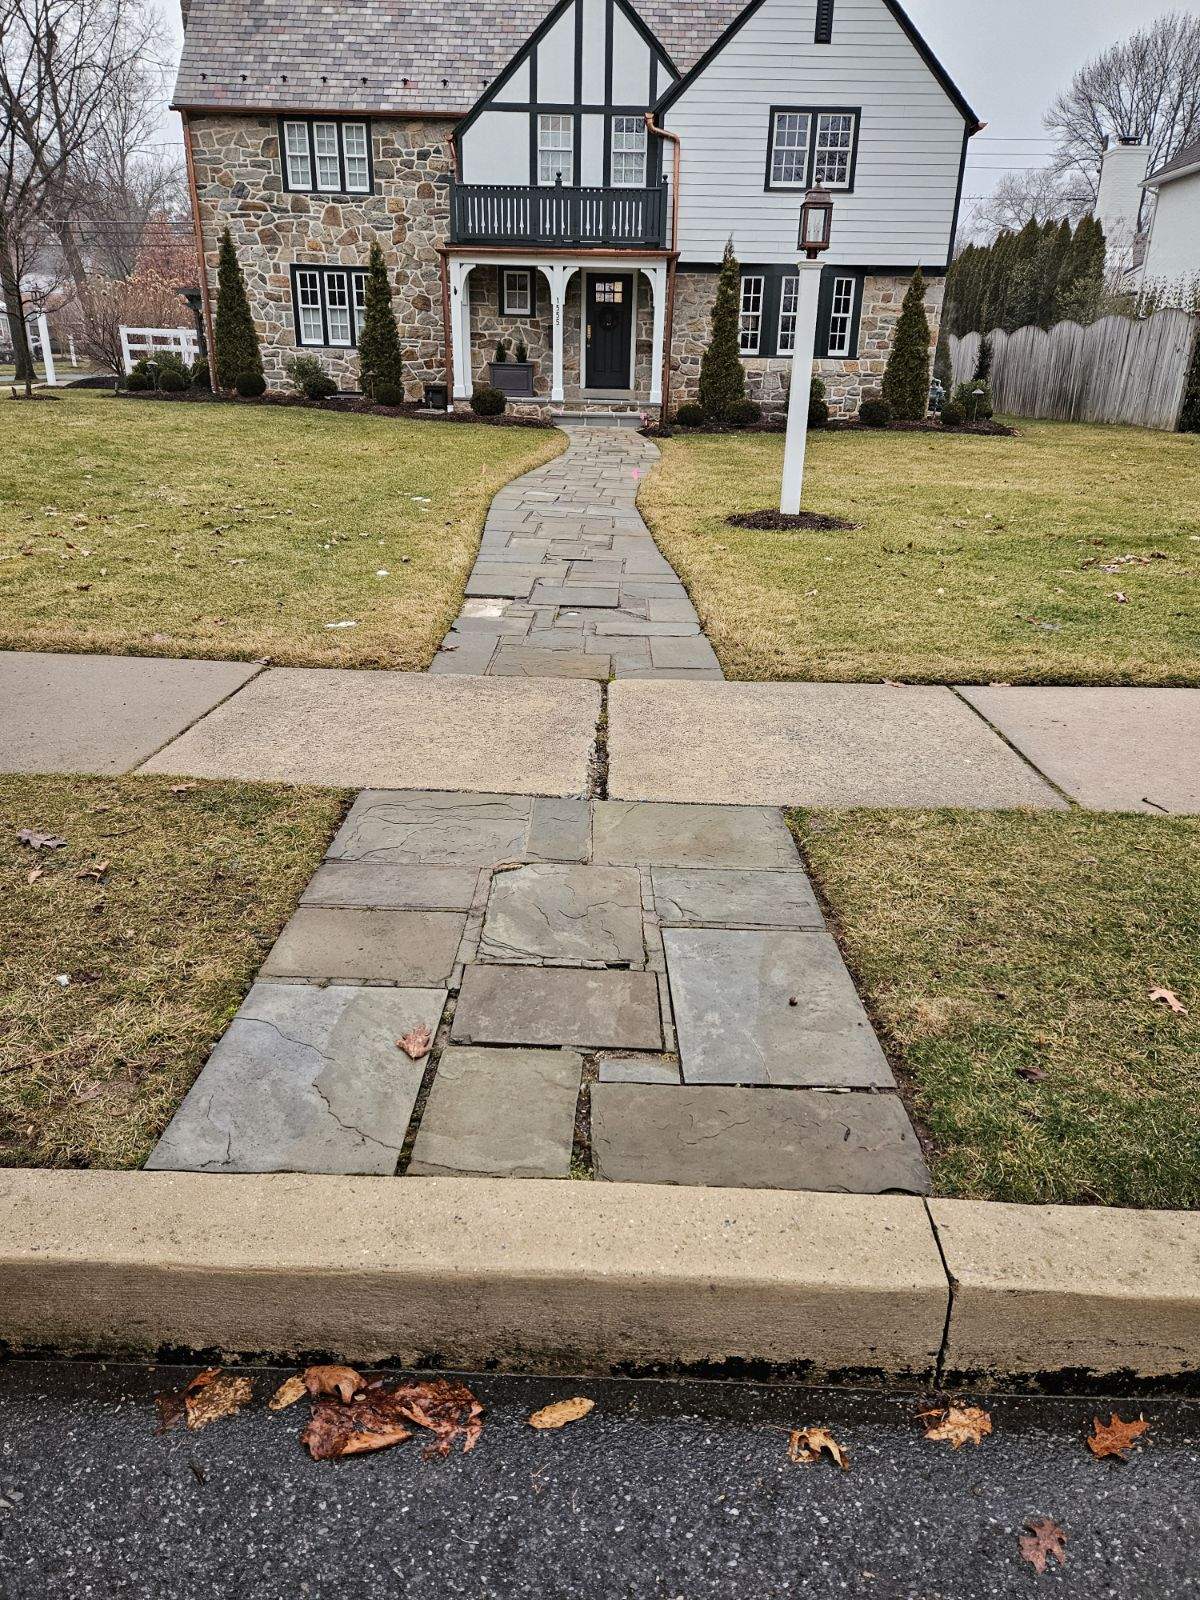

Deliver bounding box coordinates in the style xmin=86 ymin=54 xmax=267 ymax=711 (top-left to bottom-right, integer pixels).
xmin=767 ymin=107 xmax=858 ymax=192
xmin=826 ymin=275 xmax=858 ymax=357
xmin=341 ymin=122 xmax=370 ymax=194
xmin=768 ymin=111 xmax=811 ymax=189
xmin=501 ymin=268 xmax=533 ymax=317
xmin=283 ymin=121 xmax=312 ymax=190
xmin=295 ymin=268 xmax=324 ymax=345
xmin=739 ymin=275 xmax=765 ymax=355
xmin=777 ymin=274 xmax=800 ymax=355
xmin=281 ymin=119 xmax=372 ymax=194
xmin=293 ymin=267 xmax=369 ymax=348
xmin=313 ymin=121 xmax=341 ymax=192
xmin=538 ymin=114 xmax=574 ymax=186
xmin=812 ymin=111 xmax=857 ymax=190
xmin=610 ymin=115 xmax=647 ymax=187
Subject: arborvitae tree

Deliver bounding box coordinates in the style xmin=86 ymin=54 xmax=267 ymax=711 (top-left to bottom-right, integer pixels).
xmin=698 ymin=239 xmax=746 ymax=420
xmin=973 ymin=333 xmax=993 ymax=382
xmin=1180 ymin=321 xmax=1200 ymax=433
xmin=881 ymin=269 xmax=932 ymax=420
xmin=357 ymin=241 xmax=405 ymax=399
xmin=1056 ymin=215 xmax=1107 ymax=325
xmin=980 ymin=230 xmax=1016 ymax=335
xmin=214 ymin=228 xmax=263 ymax=389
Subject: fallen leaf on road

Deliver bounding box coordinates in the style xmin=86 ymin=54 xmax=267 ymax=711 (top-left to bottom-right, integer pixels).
xmin=300 ymin=1376 xmax=483 ymax=1461
xmin=397 ymin=1025 xmax=433 ymax=1059
xmin=389 ymin=1378 xmax=485 ymax=1457
xmin=303 ymin=1394 xmax=413 ymax=1459
xmin=268 ymin=1374 xmax=308 ymax=1411
xmin=156 ymin=1368 xmax=254 ymax=1433
xmin=788 ymin=1426 xmax=849 ymax=1470
xmin=920 ymin=1405 xmax=992 ymax=1449
xmin=17 ymin=830 xmax=67 ymax=850
xmin=1018 ymin=1518 xmax=1067 ymax=1573
xmin=1087 ymin=1413 xmax=1149 ymax=1461
xmin=303 ymin=1364 xmax=365 ymax=1404
xmin=529 ymin=1397 xmax=595 ymax=1430
xmin=1149 ymin=986 xmax=1188 ymax=1016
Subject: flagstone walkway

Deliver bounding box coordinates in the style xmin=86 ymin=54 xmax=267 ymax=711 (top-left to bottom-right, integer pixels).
xmin=147 ymin=789 xmax=929 ymax=1195
xmin=430 ymin=427 xmax=724 ymax=680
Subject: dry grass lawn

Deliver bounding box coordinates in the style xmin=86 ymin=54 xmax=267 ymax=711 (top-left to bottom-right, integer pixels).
xmin=641 ymin=421 xmax=1200 ymax=685
xmin=0 ymin=773 xmax=347 ymax=1168
xmin=0 ymin=390 xmax=563 ymax=669
xmin=795 ymin=808 xmax=1200 ymax=1208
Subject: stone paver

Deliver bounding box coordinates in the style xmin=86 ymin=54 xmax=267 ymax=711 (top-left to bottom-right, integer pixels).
xmin=664 ymin=929 xmax=895 ymax=1088
xmin=431 ymin=429 xmax=724 ymax=681
xmin=591 ymin=1084 xmax=931 ymax=1193
xmin=607 ymin=681 xmax=1065 ymax=808
xmin=479 ymin=864 xmax=644 ymax=965
xmin=301 ymin=862 xmax=480 ymax=911
xmin=407 ymin=1047 xmax=582 ymax=1177
xmin=652 ymin=868 xmax=824 ymax=929
xmin=260 ymin=907 xmax=466 ymax=984
xmin=958 ymin=686 xmax=1200 ymax=814
xmin=140 ymin=668 xmax=598 ymax=796
xmin=0 ymin=651 xmax=261 ymax=775
xmin=593 ymin=800 xmax=798 ymax=869
xmin=453 ymin=966 xmax=662 ymax=1049
xmin=146 ymin=983 xmax=445 ymax=1175
xmin=328 ymin=791 xmax=590 ymax=867
xmin=597 ymin=1053 xmax=682 ymax=1084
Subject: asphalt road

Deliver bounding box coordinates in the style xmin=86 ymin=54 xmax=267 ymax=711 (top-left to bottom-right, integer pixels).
xmin=0 ymin=1362 xmax=1196 ymax=1599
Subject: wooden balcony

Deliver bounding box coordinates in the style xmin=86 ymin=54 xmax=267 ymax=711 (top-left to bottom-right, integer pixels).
xmin=449 ymin=179 xmax=669 ymax=250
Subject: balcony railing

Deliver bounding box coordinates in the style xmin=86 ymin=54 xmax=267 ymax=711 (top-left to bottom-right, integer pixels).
xmin=449 ymin=179 xmax=669 ymax=250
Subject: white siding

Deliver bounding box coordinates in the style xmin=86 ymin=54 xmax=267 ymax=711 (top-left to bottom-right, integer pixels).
xmin=461 ymin=110 xmax=529 ymax=184
xmin=537 ymin=8 xmax=576 ymax=101
xmin=611 ymin=7 xmax=651 ymax=103
xmin=665 ymin=0 xmax=969 ymax=266
xmin=581 ymin=111 xmax=605 ymax=186
xmin=1142 ymin=175 xmax=1200 ymax=287
xmin=581 ymin=0 xmax=606 ymax=102
xmin=494 ymin=59 xmax=530 ymax=103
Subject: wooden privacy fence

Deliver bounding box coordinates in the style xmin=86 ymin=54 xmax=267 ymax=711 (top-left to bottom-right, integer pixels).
xmin=950 ymin=309 xmax=1198 ymax=431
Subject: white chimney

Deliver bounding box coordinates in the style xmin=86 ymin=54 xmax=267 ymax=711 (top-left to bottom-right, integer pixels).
xmin=1095 ymin=137 xmax=1151 ymax=278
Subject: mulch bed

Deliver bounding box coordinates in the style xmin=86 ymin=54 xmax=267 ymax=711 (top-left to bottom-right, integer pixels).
xmin=117 ymin=388 xmax=556 ymax=428
xmin=727 ymin=509 xmax=860 ymax=532
xmin=643 ymin=416 xmax=1016 ymax=440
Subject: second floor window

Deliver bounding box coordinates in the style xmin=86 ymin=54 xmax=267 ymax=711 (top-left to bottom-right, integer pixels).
xmin=538 ymin=114 xmax=574 ymax=185
xmin=767 ymin=108 xmax=859 ymax=191
xmin=611 ymin=116 xmax=647 ymax=186
xmin=282 ymin=119 xmax=372 ymax=194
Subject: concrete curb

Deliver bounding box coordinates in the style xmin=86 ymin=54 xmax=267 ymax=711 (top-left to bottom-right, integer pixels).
xmin=2 ymin=1173 xmax=1198 ymax=1383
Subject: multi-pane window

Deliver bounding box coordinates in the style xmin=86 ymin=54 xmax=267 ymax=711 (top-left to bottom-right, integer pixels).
xmin=777 ymin=274 xmax=800 ymax=354
xmin=280 ymin=119 xmax=372 ymax=193
xmin=611 ymin=116 xmax=647 ymax=186
xmin=538 ymin=114 xmax=574 ymax=185
xmin=292 ymin=267 xmax=369 ymax=347
xmin=813 ymin=112 xmax=856 ymax=188
xmin=766 ymin=108 xmax=858 ymax=190
xmin=826 ymin=276 xmax=858 ymax=356
xmin=501 ymin=269 xmax=533 ymax=316
xmin=738 ymin=275 xmax=764 ymax=354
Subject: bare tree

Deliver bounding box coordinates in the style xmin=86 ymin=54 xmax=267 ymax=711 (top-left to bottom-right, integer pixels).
xmin=965 ymin=168 xmax=1094 ymax=242
xmin=1045 ymin=11 xmax=1200 ymax=218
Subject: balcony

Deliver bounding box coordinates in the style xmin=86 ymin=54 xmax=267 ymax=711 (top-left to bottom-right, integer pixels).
xmin=449 ymin=179 xmax=669 ymax=250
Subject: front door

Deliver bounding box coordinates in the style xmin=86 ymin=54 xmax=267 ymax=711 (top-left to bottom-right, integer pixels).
xmin=585 ymin=274 xmax=633 ymax=389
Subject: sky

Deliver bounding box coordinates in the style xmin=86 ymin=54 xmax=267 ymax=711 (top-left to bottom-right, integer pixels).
xmin=147 ymin=0 xmax=1200 ymax=202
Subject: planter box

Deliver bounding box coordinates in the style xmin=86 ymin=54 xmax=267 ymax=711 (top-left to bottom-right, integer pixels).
xmin=489 ymin=361 xmax=536 ymax=398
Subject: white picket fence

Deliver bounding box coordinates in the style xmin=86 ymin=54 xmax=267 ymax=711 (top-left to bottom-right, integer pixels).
xmin=119 ymin=325 xmax=199 ymax=374
xmin=950 ymin=309 xmax=1198 ymax=431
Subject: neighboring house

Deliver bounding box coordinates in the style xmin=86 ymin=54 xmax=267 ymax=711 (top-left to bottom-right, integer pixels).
xmin=1140 ymin=139 xmax=1200 ymax=296
xmin=174 ymin=0 xmax=980 ymax=416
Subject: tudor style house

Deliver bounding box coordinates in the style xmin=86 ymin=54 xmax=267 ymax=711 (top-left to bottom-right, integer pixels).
xmin=175 ymin=0 xmax=980 ymax=416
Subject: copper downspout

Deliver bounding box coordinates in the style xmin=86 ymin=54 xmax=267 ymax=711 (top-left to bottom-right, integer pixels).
xmin=645 ymin=111 xmax=680 ymax=417
xmin=181 ymin=110 xmax=217 ymax=389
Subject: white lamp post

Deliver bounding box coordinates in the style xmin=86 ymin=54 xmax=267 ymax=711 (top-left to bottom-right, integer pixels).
xmin=780 ymin=187 xmax=833 ymax=515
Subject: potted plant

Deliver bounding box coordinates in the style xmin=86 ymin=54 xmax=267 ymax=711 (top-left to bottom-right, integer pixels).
xmin=488 ymin=336 xmax=535 ymax=398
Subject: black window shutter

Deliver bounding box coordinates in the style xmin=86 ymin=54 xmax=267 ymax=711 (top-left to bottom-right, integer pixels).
xmin=814 ymin=268 xmax=836 ymax=359
xmin=815 ymin=0 xmax=834 ymax=43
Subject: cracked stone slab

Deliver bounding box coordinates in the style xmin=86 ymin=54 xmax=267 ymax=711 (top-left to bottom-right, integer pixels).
xmin=301 ymin=862 xmax=481 ymax=911
xmin=592 ymin=801 xmax=798 ymax=870
xmin=591 ymin=1084 xmax=931 ymax=1193
xmin=260 ymin=907 xmax=466 ymax=984
xmin=526 ymin=798 xmax=591 ymax=863
xmin=490 ymin=646 xmax=611 ymax=680
xmin=479 ymin=864 xmax=644 ymax=965
xmin=597 ymin=1053 xmax=681 ymax=1084
xmin=145 ymin=983 xmax=445 ymax=1175
xmin=452 ymin=966 xmax=661 ymax=1049
xmin=652 ymin=868 xmax=824 ymax=930
xmin=407 ymin=1047 xmax=583 ymax=1177
xmin=328 ymin=791 xmax=533 ymax=867
xmin=664 ymin=928 xmax=894 ymax=1088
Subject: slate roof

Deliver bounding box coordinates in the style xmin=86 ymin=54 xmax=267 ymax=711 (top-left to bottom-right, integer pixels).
xmin=173 ymin=0 xmax=747 ymax=115
xmin=1144 ymin=137 xmax=1200 ymax=186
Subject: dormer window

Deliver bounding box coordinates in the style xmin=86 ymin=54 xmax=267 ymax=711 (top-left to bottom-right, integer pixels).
xmin=281 ymin=118 xmax=373 ymax=194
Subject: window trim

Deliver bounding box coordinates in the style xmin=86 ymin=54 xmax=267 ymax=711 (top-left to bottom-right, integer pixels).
xmin=730 ymin=265 xmax=865 ymax=360
xmin=536 ymin=112 xmax=574 ymax=187
xmin=763 ymin=105 xmax=860 ymax=194
xmin=738 ymin=274 xmax=765 ymax=356
xmin=609 ymin=114 xmax=648 ymax=188
xmin=289 ymin=264 xmax=370 ymax=348
xmin=823 ymin=273 xmax=859 ymax=358
xmin=278 ymin=118 xmax=374 ymax=195
xmin=499 ymin=267 xmax=535 ymax=318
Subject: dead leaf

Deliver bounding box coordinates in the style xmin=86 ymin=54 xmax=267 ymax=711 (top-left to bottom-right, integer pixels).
xmin=1087 ymin=1413 xmax=1149 ymax=1461
xmin=156 ymin=1368 xmax=254 ymax=1433
xmin=76 ymin=860 xmax=110 ymax=882
xmin=300 ymin=1376 xmax=483 ymax=1462
xmin=1149 ymin=986 xmax=1188 ymax=1016
xmin=529 ymin=1397 xmax=595 ymax=1431
xmin=303 ymin=1364 xmax=365 ymax=1404
xmin=268 ymin=1374 xmax=308 ymax=1411
xmin=1110 ymin=591 xmax=1128 ymax=604
xmin=387 ymin=1377 xmax=485 ymax=1457
xmin=788 ymin=1426 xmax=850 ymax=1470
xmin=1015 ymin=1064 xmax=1047 ymax=1083
xmin=1018 ymin=1518 xmax=1067 ymax=1573
xmin=27 ymin=867 xmax=45 ymax=885
xmin=397 ymin=1025 xmax=433 ymax=1060
xmin=170 ymin=783 xmax=197 ymax=795
xmin=302 ymin=1393 xmax=413 ymax=1460
xmin=920 ymin=1404 xmax=992 ymax=1449
xmin=17 ymin=829 xmax=67 ymax=850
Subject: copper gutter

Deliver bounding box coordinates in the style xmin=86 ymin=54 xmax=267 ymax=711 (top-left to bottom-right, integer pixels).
xmin=181 ymin=110 xmax=217 ymax=388
xmin=644 ymin=111 xmax=680 ymax=416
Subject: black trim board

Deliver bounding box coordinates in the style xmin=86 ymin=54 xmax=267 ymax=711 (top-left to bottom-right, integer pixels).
xmin=653 ymin=0 xmax=982 ymax=132
xmin=278 ymin=116 xmax=375 ymax=195
xmin=676 ymin=260 xmax=947 ymax=277
xmin=289 ymin=263 xmax=368 ymax=349
xmin=763 ymin=105 xmax=860 ymax=194
xmin=946 ymin=123 xmax=971 ymax=268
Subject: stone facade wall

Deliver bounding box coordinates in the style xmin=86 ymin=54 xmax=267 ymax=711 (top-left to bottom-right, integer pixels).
xmin=188 ymin=112 xmax=454 ymax=399
xmin=670 ymin=269 xmax=946 ymax=418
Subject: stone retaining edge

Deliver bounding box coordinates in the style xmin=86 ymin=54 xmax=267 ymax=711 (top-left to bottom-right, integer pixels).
xmin=1 ymin=1172 xmax=1197 ymax=1383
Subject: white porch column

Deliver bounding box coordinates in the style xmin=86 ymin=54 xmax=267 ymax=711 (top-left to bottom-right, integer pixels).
xmin=449 ymin=260 xmax=474 ymax=401
xmin=544 ymin=264 xmax=571 ymax=403
xmin=646 ymin=263 xmax=667 ymax=407
xmin=779 ymin=260 xmax=825 ymax=516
